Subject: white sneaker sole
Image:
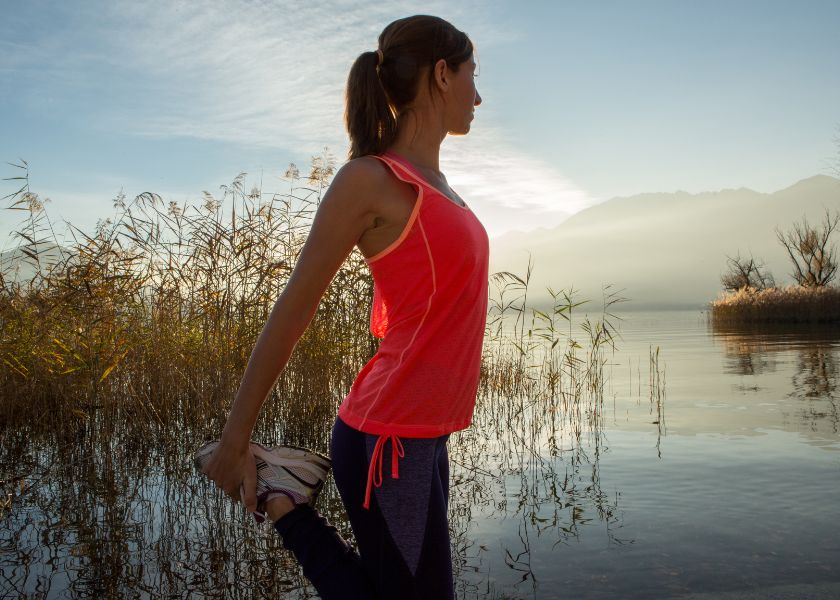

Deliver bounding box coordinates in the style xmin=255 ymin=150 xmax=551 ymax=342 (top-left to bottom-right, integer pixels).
xmin=250 ymin=441 xmax=331 ymax=474
xmin=193 ymin=440 xmax=332 ymax=512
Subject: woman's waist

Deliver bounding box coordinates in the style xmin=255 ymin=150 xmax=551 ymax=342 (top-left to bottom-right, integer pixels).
xmin=337 ymin=403 xmax=473 ymax=438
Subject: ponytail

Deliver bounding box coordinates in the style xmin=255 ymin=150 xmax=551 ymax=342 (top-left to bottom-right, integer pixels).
xmin=345 ymin=50 xmax=397 ymax=160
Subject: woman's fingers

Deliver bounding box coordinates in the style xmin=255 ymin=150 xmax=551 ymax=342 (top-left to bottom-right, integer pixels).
xmin=241 ymin=456 xmax=258 ymax=514
xmin=221 ymin=471 xmax=245 ymax=502
xmin=226 ymin=484 xmax=241 ymax=502
xmin=210 ymin=469 xmax=239 ymax=501
xmin=203 ymin=442 xmax=252 ymax=504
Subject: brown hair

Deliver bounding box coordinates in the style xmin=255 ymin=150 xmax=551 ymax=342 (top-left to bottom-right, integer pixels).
xmin=344 ymin=15 xmax=474 ymax=160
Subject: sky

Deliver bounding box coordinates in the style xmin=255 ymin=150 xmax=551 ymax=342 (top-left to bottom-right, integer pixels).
xmin=1 ymin=0 xmax=839 ymax=246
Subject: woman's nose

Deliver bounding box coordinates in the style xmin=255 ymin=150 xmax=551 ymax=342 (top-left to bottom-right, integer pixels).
xmin=474 ymin=90 xmax=482 ymax=106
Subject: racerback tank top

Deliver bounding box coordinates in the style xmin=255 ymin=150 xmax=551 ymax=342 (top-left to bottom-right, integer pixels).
xmin=336 ymin=149 xmax=490 ymax=508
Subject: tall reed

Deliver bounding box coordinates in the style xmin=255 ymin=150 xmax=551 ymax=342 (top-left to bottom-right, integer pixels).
xmin=0 ymin=152 xmax=364 ymax=446
xmin=2 ymin=155 xmax=626 ymax=447
xmin=1 ymin=155 xmax=635 ymax=597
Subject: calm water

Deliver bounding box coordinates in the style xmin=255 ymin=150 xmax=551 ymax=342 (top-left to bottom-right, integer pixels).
xmin=2 ymin=309 xmax=840 ymax=598
xmin=454 ymin=309 xmax=840 ymax=599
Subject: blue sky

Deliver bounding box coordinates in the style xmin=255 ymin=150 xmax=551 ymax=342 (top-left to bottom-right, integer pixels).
xmin=1 ymin=0 xmax=839 ymax=245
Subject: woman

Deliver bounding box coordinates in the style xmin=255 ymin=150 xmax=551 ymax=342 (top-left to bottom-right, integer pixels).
xmin=196 ymin=14 xmax=487 ymax=599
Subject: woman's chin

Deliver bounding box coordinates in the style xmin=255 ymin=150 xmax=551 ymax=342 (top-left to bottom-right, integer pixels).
xmin=449 ymin=124 xmax=472 ymax=136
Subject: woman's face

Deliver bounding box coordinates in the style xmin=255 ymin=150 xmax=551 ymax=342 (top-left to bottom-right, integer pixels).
xmin=444 ymin=55 xmax=482 ymax=135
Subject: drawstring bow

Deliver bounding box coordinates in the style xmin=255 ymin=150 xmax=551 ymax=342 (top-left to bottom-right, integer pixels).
xmin=363 ymin=433 xmax=405 ymax=510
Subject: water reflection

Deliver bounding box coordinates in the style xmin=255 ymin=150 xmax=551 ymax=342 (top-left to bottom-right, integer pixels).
xmin=791 ymin=344 xmax=839 ymax=401
xmin=0 ymin=424 xmax=324 ymax=598
xmin=446 ymin=328 xmax=650 ymax=597
xmin=710 ymin=319 xmax=840 ymax=435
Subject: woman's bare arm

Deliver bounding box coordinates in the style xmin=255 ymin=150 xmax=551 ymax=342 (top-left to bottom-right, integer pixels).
xmin=201 ymin=157 xmax=383 ymax=514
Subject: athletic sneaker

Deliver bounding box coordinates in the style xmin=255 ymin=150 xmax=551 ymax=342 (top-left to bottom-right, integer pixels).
xmin=193 ymin=440 xmax=332 ymax=523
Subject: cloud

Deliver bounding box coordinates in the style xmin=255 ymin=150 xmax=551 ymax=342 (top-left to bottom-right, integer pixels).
xmin=82 ymin=1 xmax=505 ymax=150
xmin=443 ymin=125 xmax=594 ymax=225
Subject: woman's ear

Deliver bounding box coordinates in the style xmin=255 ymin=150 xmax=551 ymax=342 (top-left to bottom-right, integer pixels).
xmin=432 ymin=58 xmax=449 ymax=92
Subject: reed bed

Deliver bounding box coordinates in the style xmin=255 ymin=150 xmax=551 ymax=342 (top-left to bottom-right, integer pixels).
xmin=0 ymin=155 xmax=369 ymax=447
xmin=0 ymin=156 xmax=641 ymax=598
xmin=709 ymin=284 xmax=840 ymax=324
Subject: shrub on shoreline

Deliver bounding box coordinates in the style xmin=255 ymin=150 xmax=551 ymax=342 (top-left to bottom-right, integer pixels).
xmin=709 ymin=284 xmax=840 ymax=323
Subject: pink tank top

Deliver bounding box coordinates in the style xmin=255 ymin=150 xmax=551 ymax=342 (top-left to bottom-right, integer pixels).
xmin=337 ymin=150 xmax=490 ymax=508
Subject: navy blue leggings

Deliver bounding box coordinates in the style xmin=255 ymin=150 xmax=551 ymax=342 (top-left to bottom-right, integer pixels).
xmin=273 ymin=415 xmax=454 ymax=599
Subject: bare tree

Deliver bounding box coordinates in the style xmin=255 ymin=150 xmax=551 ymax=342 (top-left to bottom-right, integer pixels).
xmin=774 ymin=207 xmax=840 ymax=287
xmin=721 ymin=252 xmax=775 ymax=292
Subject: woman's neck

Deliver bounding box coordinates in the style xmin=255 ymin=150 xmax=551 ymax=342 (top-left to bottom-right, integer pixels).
xmin=389 ymin=110 xmax=446 ymax=173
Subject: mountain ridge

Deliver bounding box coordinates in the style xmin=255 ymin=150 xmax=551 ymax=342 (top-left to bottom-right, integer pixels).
xmin=489 ymin=174 xmax=840 ymax=311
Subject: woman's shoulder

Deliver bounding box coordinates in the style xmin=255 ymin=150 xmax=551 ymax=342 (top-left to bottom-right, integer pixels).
xmin=334 ymin=155 xmax=391 ymax=188
xmin=330 ymin=155 xmax=403 ymax=208
xmin=323 ymin=155 xmax=397 ymax=218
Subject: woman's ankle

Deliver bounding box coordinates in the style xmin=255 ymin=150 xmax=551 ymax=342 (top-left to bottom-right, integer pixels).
xmin=265 ymin=494 xmax=296 ymax=521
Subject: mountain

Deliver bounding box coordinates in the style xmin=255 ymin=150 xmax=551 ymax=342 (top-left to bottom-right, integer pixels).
xmin=489 ymin=175 xmax=840 ymax=312
xmin=0 ymin=243 xmax=66 ymax=283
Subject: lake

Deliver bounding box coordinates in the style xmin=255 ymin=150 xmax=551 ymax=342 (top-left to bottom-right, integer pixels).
xmin=2 ymin=308 xmax=839 ymax=598
xmin=452 ymin=309 xmax=840 ymax=599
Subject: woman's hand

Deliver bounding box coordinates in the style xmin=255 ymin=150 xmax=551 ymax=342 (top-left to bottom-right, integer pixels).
xmin=200 ymin=436 xmax=258 ymax=515
xmin=194 ymin=158 xmax=373 ymax=517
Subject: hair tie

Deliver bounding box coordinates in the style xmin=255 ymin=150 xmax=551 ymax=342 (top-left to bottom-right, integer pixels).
xmin=375 ymin=48 xmax=384 ymax=67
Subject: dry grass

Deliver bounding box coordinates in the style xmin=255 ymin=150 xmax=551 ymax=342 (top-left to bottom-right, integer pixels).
xmin=0 ymin=156 xmax=637 ymax=597
xmin=709 ymin=284 xmax=840 ymax=324
xmin=0 ymin=153 xmax=368 ymax=445
xmin=0 ymin=155 xmax=626 ymax=446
